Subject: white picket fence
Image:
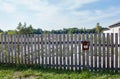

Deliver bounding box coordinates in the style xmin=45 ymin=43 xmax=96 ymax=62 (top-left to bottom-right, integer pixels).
xmin=0 ymin=33 xmax=120 ymax=71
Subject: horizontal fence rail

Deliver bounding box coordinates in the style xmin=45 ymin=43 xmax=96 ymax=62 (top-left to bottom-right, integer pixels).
xmin=0 ymin=33 xmax=120 ymax=72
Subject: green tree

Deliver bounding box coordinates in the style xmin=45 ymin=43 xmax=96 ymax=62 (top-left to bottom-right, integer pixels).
xmin=68 ymin=28 xmax=74 ymax=34
xmin=16 ymin=22 xmax=34 ymax=34
xmin=95 ymin=23 xmax=102 ymax=33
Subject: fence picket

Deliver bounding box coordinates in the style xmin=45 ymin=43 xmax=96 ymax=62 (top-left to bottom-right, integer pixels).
xmin=74 ymin=34 xmax=77 ymax=70
xmin=86 ymin=33 xmax=89 ymax=68
xmin=94 ymin=34 xmax=97 ymax=71
xmin=59 ymin=34 xmax=62 ymax=69
xmin=67 ymin=34 xmax=70 ymax=70
xmin=27 ymin=35 xmax=30 ymax=64
xmin=38 ymin=34 xmax=40 ymax=65
xmin=103 ymin=33 xmax=106 ymax=69
xmin=30 ymin=34 xmax=33 ymax=64
xmin=71 ymin=34 xmax=73 ymax=70
xmin=41 ymin=34 xmax=44 ymax=66
xmin=63 ymin=34 xmax=66 ymax=69
xmin=1 ymin=34 xmax=4 ymax=63
xmin=78 ymin=34 xmax=81 ymax=70
xmin=20 ymin=35 xmax=23 ymax=64
xmin=90 ymin=33 xmax=93 ymax=71
xmin=56 ymin=34 xmax=58 ymax=69
xmin=82 ymin=34 xmax=85 ymax=70
xmin=98 ymin=33 xmax=101 ymax=70
xmin=17 ymin=35 xmax=20 ymax=64
xmin=107 ymin=33 xmax=110 ymax=69
xmin=52 ymin=34 xmax=55 ymax=69
xmin=45 ymin=34 xmax=47 ymax=67
xmin=115 ymin=33 xmax=118 ymax=72
xmin=111 ymin=33 xmax=114 ymax=70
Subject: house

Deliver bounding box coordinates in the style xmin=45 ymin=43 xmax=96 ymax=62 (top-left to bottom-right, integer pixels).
xmin=103 ymin=21 xmax=120 ymax=34
xmin=103 ymin=21 xmax=120 ymax=44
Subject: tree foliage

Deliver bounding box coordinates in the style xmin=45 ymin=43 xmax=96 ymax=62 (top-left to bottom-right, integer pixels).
xmin=95 ymin=23 xmax=103 ymax=33
xmin=17 ymin=22 xmax=34 ymax=34
xmin=1 ymin=22 xmax=107 ymax=34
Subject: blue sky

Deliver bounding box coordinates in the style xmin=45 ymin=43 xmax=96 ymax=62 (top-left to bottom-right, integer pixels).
xmin=0 ymin=0 xmax=120 ymax=31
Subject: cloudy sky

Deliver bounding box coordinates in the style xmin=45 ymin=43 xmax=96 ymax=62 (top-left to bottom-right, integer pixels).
xmin=0 ymin=0 xmax=120 ymax=31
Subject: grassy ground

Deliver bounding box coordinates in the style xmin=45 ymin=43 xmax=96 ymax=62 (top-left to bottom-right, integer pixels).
xmin=0 ymin=64 xmax=120 ymax=79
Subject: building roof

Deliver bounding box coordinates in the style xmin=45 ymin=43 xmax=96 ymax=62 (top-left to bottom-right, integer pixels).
xmin=109 ymin=21 xmax=120 ymax=28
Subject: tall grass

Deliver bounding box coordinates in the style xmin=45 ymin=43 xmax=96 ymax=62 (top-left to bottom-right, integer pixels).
xmin=0 ymin=64 xmax=120 ymax=79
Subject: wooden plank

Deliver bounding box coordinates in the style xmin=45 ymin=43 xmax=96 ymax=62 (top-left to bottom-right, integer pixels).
xmin=52 ymin=34 xmax=55 ymax=69
xmin=111 ymin=33 xmax=114 ymax=70
xmin=34 ymin=34 xmax=37 ymax=64
xmin=115 ymin=33 xmax=118 ymax=72
xmin=94 ymin=33 xmax=97 ymax=71
xmin=82 ymin=33 xmax=85 ymax=70
xmin=107 ymin=33 xmax=110 ymax=69
xmin=27 ymin=34 xmax=30 ymax=65
xmin=44 ymin=34 xmax=47 ymax=67
xmin=86 ymin=33 xmax=89 ymax=68
xmin=4 ymin=35 xmax=7 ymax=63
xmin=41 ymin=34 xmax=44 ymax=66
xmin=67 ymin=34 xmax=70 ymax=70
xmin=20 ymin=35 xmax=24 ymax=64
xmin=6 ymin=35 xmax=10 ymax=64
xmin=30 ymin=34 xmax=33 ymax=64
xmin=119 ymin=30 xmax=120 ymax=70
xmin=32 ymin=35 xmax=35 ymax=64
xmin=56 ymin=34 xmax=58 ymax=69
xmin=24 ymin=35 xmax=27 ymax=64
xmin=103 ymin=33 xmax=106 ymax=70
xmin=59 ymin=34 xmax=62 ymax=69
xmin=4 ymin=34 xmax=6 ymax=63
xmin=1 ymin=34 xmax=4 ymax=63
xmin=10 ymin=35 xmax=13 ymax=64
xmin=98 ymin=33 xmax=101 ymax=70
xmin=7 ymin=35 xmax=11 ymax=63
xmin=14 ymin=35 xmax=17 ymax=64
xmin=44 ymin=35 xmax=46 ymax=65
xmin=37 ymin=34 xmax=40 ymax=65
xmin=0 ymin=34 xmax=1 ymax=63
xmin=74 ymin=34 xmax=77 ymax=71
xmin=47 ymin=34 xmax=50 ymax=68
xmin=78 ymin=34 xmax=81 ymax=70
xmin=71 ymin=34 xmax=73 ymax=70
xmin=63 ymin=34 xmax=66 ymax=69
xmin=90 ymin=33 xmax=93 ymax=71
xmin=17 ymin=35 xmax=20 ymax=64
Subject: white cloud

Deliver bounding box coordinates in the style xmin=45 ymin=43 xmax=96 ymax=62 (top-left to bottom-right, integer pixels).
xmin=0 ymin=1 xmax=16 ymax=13
xmin=57 ymin=0 xmax=99 ymax=10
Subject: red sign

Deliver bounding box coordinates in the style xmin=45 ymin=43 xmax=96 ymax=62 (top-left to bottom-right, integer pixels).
xmin=82 ymin=41 xmax=90 ymax=50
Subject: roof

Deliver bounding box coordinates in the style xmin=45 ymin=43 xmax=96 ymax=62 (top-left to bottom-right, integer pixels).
xmin=109 ymin=21 xmax=120 ymax=28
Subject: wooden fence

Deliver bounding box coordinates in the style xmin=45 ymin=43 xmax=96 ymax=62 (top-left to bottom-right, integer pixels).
xmin=0 ymin=33 xmax=120 ymax=71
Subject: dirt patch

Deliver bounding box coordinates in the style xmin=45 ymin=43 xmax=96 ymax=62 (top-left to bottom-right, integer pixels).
xmin=12 ymin=72 xmax=36 ymax=79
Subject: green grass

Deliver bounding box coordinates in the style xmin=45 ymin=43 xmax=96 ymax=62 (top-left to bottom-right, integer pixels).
xmin=0 ymin=64 xmax=120 ymax=79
